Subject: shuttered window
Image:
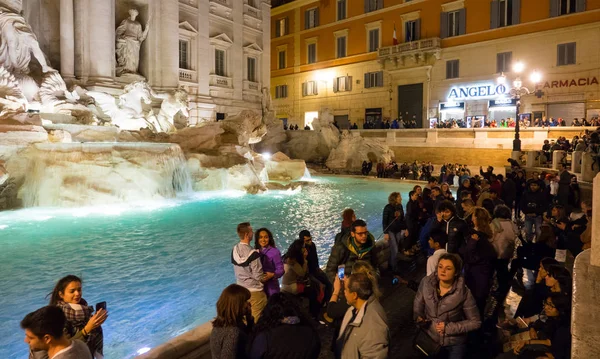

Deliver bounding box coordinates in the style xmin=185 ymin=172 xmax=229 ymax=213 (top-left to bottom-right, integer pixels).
xmin=333 ymin=76 xmax=353 ymax=93
xmin=215 ymin=49 xmax=225 ymax=76
xmin=441 ymin=9 xmax=466 ymax=38
xmin=307 ymin=43 xmax=317 ymax=64
xmin=337 ymin=36 xmax=347 ymax=58
xmin=364 ymin=0 xmax=383 ymax=13
xmin=275 ymin=85 xmax=288 ymax=99
xmin=364 ymin=71 xmax=384 ymax=88
xmin=496 ymin=52 xmax=512 ymax=73
xmin=278 ymin=50 xmax=286 ymax=70
xmin=247 ymin=57 xmax=256 ymax=82
xmin=179 ymin=40 xmax=189 ymax=69
xmin=368 ymin=29 xmax=379 ymax=52
xmin=302 ymin=81 xmax=318 ymax=96
xmin=305 ymin=8 xmax=319 ymax=29
xmin=405 ymin=20 xmax=421 ymax=42
xmin=491 ymin=0 xmax=521 ymax=28
xmin=550 ymin=0 xmax=586 ymax=17
xmin=557 ymin=43 xmax=576 ymax=66
xmin=446 ymin=60 xmax=459 ymax=79
xmin=276 ymin=18 xmax=288 ymax=37
xmin=337 ymin=0 xmax=347 ymax=20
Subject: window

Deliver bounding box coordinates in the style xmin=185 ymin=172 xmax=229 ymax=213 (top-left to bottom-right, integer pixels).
xmin=275 ymin=85 xmax=288 ymax=99
xmin=215 ymin=49 xmax=225 ymax=76
xmin=334 ymin=76 xmax=352 ymax=92
xmin=248 ymin=0 xmax=256 ymax=7
xmin=305 ymin=8 xmax=319 ymax=29
xmin=276 ymin=18 xmax=287 ymax=37
xmin=247 ymin=57 xmax=256 ymax=82
xmin=499 ymin=0 xmax=512 ymax=27
xmin=364 ymin=0 xmax=383 ymax=13
xmin=557 ymin=42 xmax=576 ymax=66
xmin=278 ymin=50 xmax=286 ymax=69
xmin=368 ymin=29 xmax=379 ymax=52
xmin=446 ymin=60 xmax=459 ymax=79
xmin=336 ymin=36 xmax=347 ymax=58
xmin=364 ymin=71 xmax=383 ymax=88
xmin=307 ymin=43 xmax=317 ymax=64
xmin=337 ymin=0 xmax=347 ymax=21
xmin=179 ymin=40 xmax=189 ymax=69
xmin=405 ymin=20 xmax=419 ymax=42
xmin=496 ymin=52 xmax=512 ymax=73
xmin=302 ymin=81 xmax=318 ymax=96
xmin=448 ymin=11 xmax=460 ymax=37
xmin=551 ymin=0 xmax=585 ymax=17
xmin=491 ymin=0 xmax=520 ymax=28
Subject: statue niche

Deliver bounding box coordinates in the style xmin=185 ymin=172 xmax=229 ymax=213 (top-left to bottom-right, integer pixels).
xmin=116 ymin=8 xmax=151 ymax=78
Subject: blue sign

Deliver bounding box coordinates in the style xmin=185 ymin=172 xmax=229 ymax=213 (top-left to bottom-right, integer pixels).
xmin=448 ymin=83 xmax=508 ymax=100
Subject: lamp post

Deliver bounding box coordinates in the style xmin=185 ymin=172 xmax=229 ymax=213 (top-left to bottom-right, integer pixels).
xmin=497 ymin=62 xmax=542 ymax=156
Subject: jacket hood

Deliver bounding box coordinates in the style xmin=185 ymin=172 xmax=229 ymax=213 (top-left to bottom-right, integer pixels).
xmin=231 ymin=243 xmax=261 ymax=267
xmin=343 ymin=232 xmax=376 ymax=257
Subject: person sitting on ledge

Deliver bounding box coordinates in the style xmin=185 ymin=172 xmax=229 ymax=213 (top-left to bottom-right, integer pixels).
xmin=21 ymin=306 xmax=92 ymax=359
xmin=210 ymin=284 xmax=253 ymax=359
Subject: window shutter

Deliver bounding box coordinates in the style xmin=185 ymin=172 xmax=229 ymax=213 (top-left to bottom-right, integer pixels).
xmin=458 ymin=8 xmax=466 ymax=35
xmin=378 ymin=0 xmax=383 ymax=10
xmin=577 ymin=0 xmax=586 ymax=12
xmin=455 ymin=60 xmax=459 ymax=78
xmin=364 ymin=73 xmax=370 ymax=88
xmin=568 ymin=43 xmax=576 ymax=64
xmin=333 ymin=78 xmax=339 ymax=93
xmin=440 ymin=12 xmax=448 ymax=39
xmin=302 ymin=83 xmax=307 ymax=96
xmin=549 ymin=0 xmax=559 ymax=17
xmin=512 ymin=0 xmax=521 ymax=24
xmin=347 ymin=76 xmax=353 ymax=91
xmin=285 ymin=18 xmax=289 ymax=35
xmin=364 ymin=0 xmax=369 ymax=13
xmin=446 ymin=61 xmax=452 ymax=78
xmin=490 ymin=0 xmax=499 ymax=29
xmin=305 ymin=11 xmax=309 ymax=29
xmin=377 ymin=71 xmax=384 ymax=87
xmin=315 ymin=8 xmax=319 ymax=26
xmin=415 ymin=19 xmax=421 ymax=40
xmin=284 ymin=85 xmax=288 ymax=98
xmin=313 ymin=82 xmax=318 ymax=95
xmin=496 ymin=53 xmax=503 ymax=73
xmin=276 ymin=20 xmax=281 ymax=37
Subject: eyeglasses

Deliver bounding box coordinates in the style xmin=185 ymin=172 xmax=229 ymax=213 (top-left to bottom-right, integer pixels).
xmin=543 ymin=300 xmax=555 ymax=309
xmin=354 ymin=231 xmax=368 ymax=236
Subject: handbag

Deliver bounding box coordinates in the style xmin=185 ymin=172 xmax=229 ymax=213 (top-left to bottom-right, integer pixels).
xmin=413 ymin=326 xmax=442 ymax=357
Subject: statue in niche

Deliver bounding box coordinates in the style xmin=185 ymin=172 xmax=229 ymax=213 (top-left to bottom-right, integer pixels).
xmin=0 ymin=0 xmax=53 ymax=76
xmin=116 ymin=9 xmax=151 ymax=77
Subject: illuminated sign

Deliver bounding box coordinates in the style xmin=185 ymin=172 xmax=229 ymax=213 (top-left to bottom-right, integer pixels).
xmin=542 ymin=77 xmax=598 ymax=89
xmin=448 ymin=83 xmax=508 ymax=100
xmin=440 ymin=101 xmax=465 ymax=111
xmin=489 ymin=98 xmax=517 ymax=107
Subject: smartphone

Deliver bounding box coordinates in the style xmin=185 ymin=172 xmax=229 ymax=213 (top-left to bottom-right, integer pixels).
xmin=337 ymin=265 xmax=345 ymax=280
xmin=95 ymin=301 xmax=107 ymax=312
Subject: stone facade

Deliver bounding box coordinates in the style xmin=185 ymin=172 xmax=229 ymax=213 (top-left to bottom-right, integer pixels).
xmin=22 ymin=0 xmax=272 ymax=125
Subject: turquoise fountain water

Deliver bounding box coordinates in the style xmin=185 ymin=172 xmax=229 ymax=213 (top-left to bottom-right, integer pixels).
xmin=0 ymin=176 xmax=415 ymax=358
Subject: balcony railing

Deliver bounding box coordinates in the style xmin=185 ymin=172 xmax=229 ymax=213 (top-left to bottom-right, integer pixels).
xmin=244 ymin=4 xmax=261 ymax=19
xmin=209 ymin=74 xmax=232 ymax=88
xmin=378 ymin=37 xmax=441 ymax=58
xmin=243 ymin=80 xmax=261 ymax=92
xmin=179 ymin=69 xmax=197 ymax=83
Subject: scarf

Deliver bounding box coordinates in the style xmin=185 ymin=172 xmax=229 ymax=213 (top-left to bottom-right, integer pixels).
xmin=281 ymin=316 xmax=300 ymax=325
xmin=350 ymin=236 xmax=372 ymax=258
xmin=57 ymin=299 xmax=103 ymax=357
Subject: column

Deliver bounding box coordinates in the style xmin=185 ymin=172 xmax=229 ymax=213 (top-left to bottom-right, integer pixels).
xmin=232 ymin=0 xmax=243 ymax=101
xmin=552 ymin=150 xmax=565 ymax=170
xmin=573 ymin=151 xmax=583 ymax=173
xmin=85 ymin=0 xmax=115 ymax=82
xmin=526 ymin=151 xmax=540 ymax=167
xmin=261 ymin=1 xmax=271 ymax=91
xmin=197 ymin=0 xmax=211 ymax=96
xmin=582 ymin=152 xmax=600 ymax=182
xmin=60 ymin=0 xmax=75 ymax=79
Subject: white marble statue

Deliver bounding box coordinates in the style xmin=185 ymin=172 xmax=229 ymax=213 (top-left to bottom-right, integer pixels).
xmin=87 ymin=81 xmax=155 ymax=131
xmin=0 ymin=0 xmax=52 ymax=76
xmin=151 ymin=88 xmax=189 ymax=133
xmin=0 ymin=66 xmax=27 ymax=119
xmin=116 ymin=9 xmax=151 ymax=77
xmin=261 ymin=87 xmax=272 ymax=115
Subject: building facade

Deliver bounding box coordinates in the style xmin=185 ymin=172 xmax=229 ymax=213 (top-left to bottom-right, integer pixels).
xmin=270 ymin=0 xmax=600 ymax=129
xmin=23 ymin=0 xmax=271 ymax=124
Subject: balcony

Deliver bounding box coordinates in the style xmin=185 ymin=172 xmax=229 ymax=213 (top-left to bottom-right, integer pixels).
xmin=209 ymin=0 xmax=232 ymax=20
xmin=378 ymin=37 xmax=441 ymax=69
xmin=179 ymin=69 xmax=197 ymax=83
xmin=209 ymin=74 xmax=232 ymax=88
xmin=244 ymin=4 xmax=261 ymax=19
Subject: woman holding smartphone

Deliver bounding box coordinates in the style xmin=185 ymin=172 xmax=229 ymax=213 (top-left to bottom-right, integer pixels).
xmin=49 ymin=275 xmax=107 ymax=358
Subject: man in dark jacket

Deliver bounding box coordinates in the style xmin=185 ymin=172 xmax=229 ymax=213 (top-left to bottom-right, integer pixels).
xmin=300 ymin=230 xmax=332 ymax=302
xmin=432 ymin=200 xmax=467 ymax=254
xmin=557 ymin=163 xmax=571 ymax=208
xmin=479 ymin=166 xmax=494 ymax=182
xmin=520 ymin=180 xmax=548 ymax=243
xmin=326 ymin=220 xmax=380 ymax=284
xmin=501 ymin=173 xmax=517 ymax=212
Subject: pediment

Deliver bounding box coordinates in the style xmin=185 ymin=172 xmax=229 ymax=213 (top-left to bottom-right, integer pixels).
xmin=179 ymin=21 xmax=198 ymax=34
xmin=244 ymin=43 xmax=263 ymax=54
xmin=210 ymin=33 xmax=234 ymax=48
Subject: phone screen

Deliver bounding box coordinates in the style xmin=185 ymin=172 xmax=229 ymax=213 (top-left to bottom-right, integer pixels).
xmin=95 ymin=301 xmax=107 ymax=312
xmin=337 ymin=266 xmax=345 ymax=280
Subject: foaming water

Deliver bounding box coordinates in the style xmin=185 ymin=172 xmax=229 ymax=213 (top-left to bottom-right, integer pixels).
xmin=0 ymin=176 xmax=414 ymax=358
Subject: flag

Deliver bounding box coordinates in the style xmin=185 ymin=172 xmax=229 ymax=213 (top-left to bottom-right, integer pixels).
xmin=393 ymin=23 xmax=398 ymax=45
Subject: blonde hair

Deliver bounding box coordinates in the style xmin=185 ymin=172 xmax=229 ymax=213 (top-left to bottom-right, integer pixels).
xmin=352 ymin=261 xmax=382 ymax=298
xmin=388 ymin=192 xmax=401 ymax=205
xmin=473 ymin=207 xmax=493 ymax=238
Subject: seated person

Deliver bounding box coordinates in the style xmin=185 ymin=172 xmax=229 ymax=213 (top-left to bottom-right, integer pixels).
xmin=281 ymin=240 xmax=321 ymax=319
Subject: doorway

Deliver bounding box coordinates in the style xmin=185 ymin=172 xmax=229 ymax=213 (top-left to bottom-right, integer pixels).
xmin=397 ymin=83 xmax=423 ymax=128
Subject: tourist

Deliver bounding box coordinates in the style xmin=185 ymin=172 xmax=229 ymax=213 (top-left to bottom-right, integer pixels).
xmin=556 ymin=163 xmax=571 ymax=207
xmin=414 ymin=253 xmax=481 ymax=359
xmin=281 ymin=240 xmax=321 ymax=318
xmin=432 ymin=200 xmax=467 ymax=254
xmin=335 ymin=273 xmax=389 ymax=359
xmin=300 ymin=229 xmax=332 ymax=303
xmin=544 ymin=264 xmax=572 ymax=297
xmin=580 ymin=200 xmax=592 ymax=251
xmin=521 ymin=180 xmax=547 ymax=243
xmin=426 ymin=230 xmax=448 ymax=276
xmin=335 ymin=208 xmax=356 ymax=244
xmin=514 ymin=257 xmax=558 ymax=318
xmin=326 ymin=219 xmax=380 ymax=284
xmin=21 ymin=306 xmax=92 ymax=359
xmin=48 ymin=275 xmax=106 ymax=358
xmin=248 ymin=292 xmax=320 ymax=359
xmin=440 ymin=182 xmax=454 ymax=202
xmin=501 ymin=173 xmax=516 ymax=212
xmin=460 ymin=198 xmax=475 ymax=228
xmin=254 ymin=228 xmax=284 ymax=298
xmin=232 ymin=222 xmax=267 ymax=321
xmin=490 ymin=205 xmax=517 ymax=300
xmin=405 ymin=190 xmax=421 ymax=252
xmin=382 ymin=192 xmax=407 ymax=272
xmin=461 ymin=207 xmax=496 ymax=315
xmin=210 ymin=284 xmax=253 ymax=359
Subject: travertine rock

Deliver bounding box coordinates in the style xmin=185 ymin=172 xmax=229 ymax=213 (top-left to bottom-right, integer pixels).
xmin=254 ymin=111 xmax=286 ymax=154
xmin=326 ymin=130 xmax=394 ymax=172
xmin=0 ymin=124 xmax=48 ymax=146
xmin=168 ymin=123 xmax=224 ymax=153
xmin=265 ymin=151 xmax=307 ymax=181
xmin=48 ymin=130 xmax=72 ymax=143
xmin=221 ymin=110 xmax=267 ymax=146
xmin=282 ymin=110 xmax=340 ymax=163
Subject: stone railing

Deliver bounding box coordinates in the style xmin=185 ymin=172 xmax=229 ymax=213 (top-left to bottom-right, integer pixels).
xmin=209 ymin=74 xmax=232 ymax=88
xmin=244 ymin=3 xmax=261 ymax=19
xmin=178 ymin=69 xmax=197 ymax=83
xmin=377 ymin=37 xmax=441 ymax=58
xmin=243 ymin=80 xmax=261 ymax=92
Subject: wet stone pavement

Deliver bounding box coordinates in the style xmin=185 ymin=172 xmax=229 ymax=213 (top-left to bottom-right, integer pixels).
xmin=316 ymin=255 xmax=427 ymax=359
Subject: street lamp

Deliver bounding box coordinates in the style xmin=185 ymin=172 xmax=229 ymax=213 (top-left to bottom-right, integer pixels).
xmin=497 ymin=62 xmax=542 ymax=154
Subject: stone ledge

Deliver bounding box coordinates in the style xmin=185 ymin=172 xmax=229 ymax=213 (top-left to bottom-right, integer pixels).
xmin=136 ymin=321 xmax=212 ymax=359
xmin=572 ymin=250 xmax=600 ymax=359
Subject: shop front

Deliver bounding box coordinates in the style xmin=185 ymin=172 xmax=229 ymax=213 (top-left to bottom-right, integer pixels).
xmin=488 ymin=98 xmax=518 ymax=123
